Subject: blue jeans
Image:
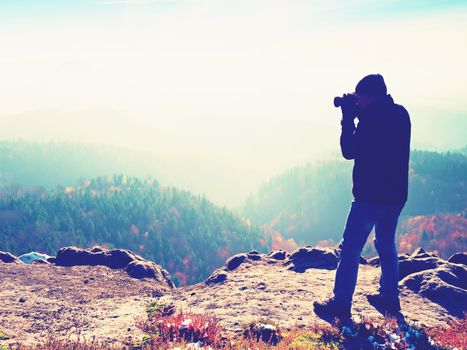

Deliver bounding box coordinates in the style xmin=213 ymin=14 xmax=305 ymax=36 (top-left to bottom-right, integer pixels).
xmin=333 ymin=199 xmax=404 ymax=308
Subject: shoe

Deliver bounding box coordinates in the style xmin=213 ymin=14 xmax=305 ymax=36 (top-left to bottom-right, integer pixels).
xmin=367 ymin=292 xmax=401 ymax=315
xmin=313 ymin=297 xmax=351 ymax=320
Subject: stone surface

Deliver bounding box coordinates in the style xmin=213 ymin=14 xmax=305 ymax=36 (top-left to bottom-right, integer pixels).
xmin=205 ymin=269 xmax=228 ymax=285
xmin=285 ymin=247 xmax=338 ymax=272
xmin=31 ymin=259 xmax=49 ymax=265
xmin=18 ymin=252 xmax=51 ymax=264
xmin=0 ymin=251 xmax=22 ymax=264
xmin=267 ymin=250 xmax=288 ymax=260
xmin=447 ymin=252 xmax=467 ymax=266
xmin=400 ymin=263 xmax=467 ymax=316
xmin=54 ymin=246 xmax=174 ymax=287
xmin=399 ymin=253 xmax=445 ymax=280
xmin=226 ymin=254 xmax=248 ymax=271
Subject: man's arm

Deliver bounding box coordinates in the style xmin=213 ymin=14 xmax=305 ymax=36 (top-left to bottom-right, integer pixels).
xmin=340 ymin=116 xmax=356 ymax=160
xmin=338 ymin=93 xmax=358 ymax=160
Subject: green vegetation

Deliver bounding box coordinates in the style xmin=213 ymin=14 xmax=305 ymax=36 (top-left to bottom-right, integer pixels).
xmin=240 ymin=150 xmax=467 ymax=257
xmin=0 ymin=330 xmax=10 ymax=340
xmin=38 ymin=311 xmax=461 ymax=349
xmin=0 ymin=175 xmax=267 ymax=286
xmin=241 ymin=159 xmax=353 ymax=244
xmin=3 ymin=306 xmax=465 ymax=349
xmin=145 ymin=300 xmax=175 ymax=319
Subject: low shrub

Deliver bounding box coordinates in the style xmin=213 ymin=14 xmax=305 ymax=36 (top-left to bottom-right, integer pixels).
xmin=426 ymin=316 xmax=466 ymax=349
xmin=136 ymin=306 xmax=225 ymax=348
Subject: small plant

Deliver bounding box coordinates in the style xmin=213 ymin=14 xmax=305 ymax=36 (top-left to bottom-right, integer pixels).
xmin=287 ymin=323 xmax=342 ymax=349
xmin=241 ymin=317 xmax=282 ymax=345
xmin=426 ymin=316 xmax=466 ymax=349
xmin=340 ymin=315 xmax=440 ymax=349
xmin=10 ymin=335 xmax=120 ymax=349
xmin=145 ymin=300 xmax=175 ymax=318
xmin=0 ymin=330 xmax=10 ymax=340
xmin=137 ymin=307 xmax=225 ymax=347
xmin=235 ymin=322 xmax=342 ymax=349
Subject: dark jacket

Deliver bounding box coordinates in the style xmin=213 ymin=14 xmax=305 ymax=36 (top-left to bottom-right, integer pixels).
xmin=340 ymin=95 xmax=411 ymax=205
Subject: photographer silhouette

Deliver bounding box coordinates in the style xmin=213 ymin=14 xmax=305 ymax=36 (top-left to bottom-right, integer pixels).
xmin=314 ymin=74 xmax=411 ymax=321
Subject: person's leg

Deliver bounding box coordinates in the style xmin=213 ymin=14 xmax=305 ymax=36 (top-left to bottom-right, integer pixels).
xmin=374 ymin=204 xmax=404 ymax=301
xmin=333 ymin=200 xmax=376 ymax=308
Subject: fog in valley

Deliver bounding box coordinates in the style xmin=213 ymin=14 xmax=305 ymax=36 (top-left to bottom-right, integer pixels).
xmin=1 ymin=1 xmax=466 ymax=206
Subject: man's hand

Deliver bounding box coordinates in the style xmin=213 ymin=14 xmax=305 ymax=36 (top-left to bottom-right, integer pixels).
xmin=341 ymin=93 xmax=358 ymax=121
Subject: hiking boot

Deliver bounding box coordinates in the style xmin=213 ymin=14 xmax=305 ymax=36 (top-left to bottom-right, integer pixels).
xmin=367 ymin=292 xmax=401 ymax=315
xmin=313 ymin=297 xmax=351 ymax=320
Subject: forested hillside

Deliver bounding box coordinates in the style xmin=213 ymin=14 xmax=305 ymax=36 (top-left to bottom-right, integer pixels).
xmin=0 ymin=176 xmax=267 ymax=286
xmin=240 ymin=150 xmax=466 ymax=258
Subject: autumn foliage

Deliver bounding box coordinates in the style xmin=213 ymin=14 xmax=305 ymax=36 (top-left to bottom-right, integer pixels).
xmin=398 ymin=212 xmax=467 ymax=258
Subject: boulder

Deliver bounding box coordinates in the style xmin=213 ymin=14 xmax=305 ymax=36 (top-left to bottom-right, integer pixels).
xmin=367 ymin=253 xmax=410 ymax=267
xmin=399 ymin=253 xmax=410 ymax=260
xmin=32 ymin=259 xmax=50 ymax=265
xmin=125 ymin=260 xmax=157 ymax=279
xmin=409 ymin=247 xmax=438 ymax=259
xmin=267 ymin=250 xmax=288 ymax=260
xmin=160 ymin=268 xmax=175 ymax=288
xmin=367 ymin=256 xmax=380 ymax=266
xmin=56 ymin=246 xmax=140 ymax=269
xmin=285 ymin=247 xmax=338 ymax=272
xmin=0 ymin=251 xmax=22 ymax=264
xmin=399 ymin=248 xmax=445 ymax=280
xmin=54 ymin=246 xmax=174 ymax=287
xmin=106 ymin=249 xmax=140 ymax=269
xmin=205 ymin=269 xmax=228 ymax=285
xmin=90 ymin=246 xmax=105 ymax=253
xmin=18 ymin=252 xmax=51 ymax=264
xmin=448 ymin=252 xmax=467 ymax=266
xmin=55 ymin=246 xmax=107 ymax=266
xmin=125 ymin=260 xmax=174 ymax=288
xmin=226 ymin=253 xmax=248 ymax=271
xmin=364 ymin=248 xmax=444 ymax=280
xmin=247 ymin=251 xmax=262 ymax=261
xmin=400 ymin=263 xmax=466 ymax=316
xmin=125 ymin=260 xmax=175 ymax=288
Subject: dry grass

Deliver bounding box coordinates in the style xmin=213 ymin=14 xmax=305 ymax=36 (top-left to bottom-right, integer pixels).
xmin=426 ymin=316 xmax=466 ymax=350
xmin=3 ymin=307 xmax=464 ymax=349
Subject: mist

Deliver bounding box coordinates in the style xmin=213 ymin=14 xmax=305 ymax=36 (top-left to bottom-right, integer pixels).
xmin=1 ymin=0 xmax=466 ymax=206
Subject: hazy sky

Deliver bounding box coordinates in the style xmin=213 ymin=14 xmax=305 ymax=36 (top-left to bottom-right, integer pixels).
xmin=1 ymin=0 xmax=466 ymax=204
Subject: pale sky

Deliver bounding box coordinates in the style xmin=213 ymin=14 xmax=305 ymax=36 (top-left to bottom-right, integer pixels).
xmin=0 ymin=0 xmax=466 ymax=205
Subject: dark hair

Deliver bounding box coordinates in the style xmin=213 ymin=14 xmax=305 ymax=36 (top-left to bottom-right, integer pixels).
xmin=355 ymin=74 xmax=387 ymax=97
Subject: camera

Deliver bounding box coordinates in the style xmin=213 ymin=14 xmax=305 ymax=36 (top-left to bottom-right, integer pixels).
xmin=334 ymin=93 xmax=357 ymax=108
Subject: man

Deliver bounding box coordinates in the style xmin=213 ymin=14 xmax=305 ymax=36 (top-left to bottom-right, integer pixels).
xmin=313 ymin=74 xmax=411 ymax=320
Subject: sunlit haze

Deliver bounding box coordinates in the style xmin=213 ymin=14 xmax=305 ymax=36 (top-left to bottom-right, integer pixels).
xmin=1 ymin=0 xmax=466 ymax=205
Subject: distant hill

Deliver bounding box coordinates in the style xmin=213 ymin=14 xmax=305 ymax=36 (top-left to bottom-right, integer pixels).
xmin=0 ymin=140 xmax=273 ymax=207
xmin=0 ymin=176 xmax=268 ymax=286
xmin=240 ymin=149 xmax=467 ymax=258
xmin=0 ymin=140 xmax=167 ymax=190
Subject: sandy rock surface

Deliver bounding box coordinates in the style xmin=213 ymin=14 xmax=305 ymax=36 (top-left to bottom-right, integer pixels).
xmin=0 ymin=262 xmax=169 ymax=347
xmin=158 ymin=256 xmax=460 ymax=337
xmin=1 ymin=248 xmax=464 ymax=347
